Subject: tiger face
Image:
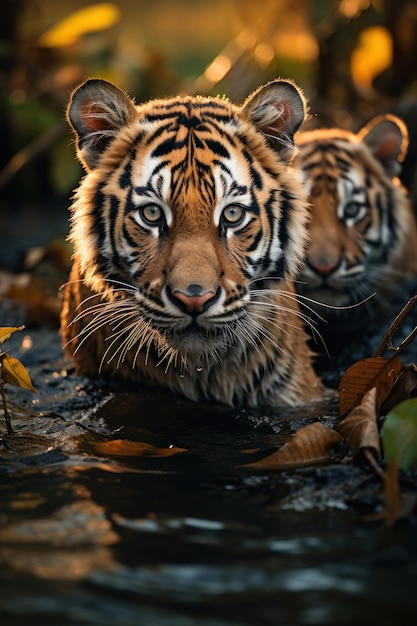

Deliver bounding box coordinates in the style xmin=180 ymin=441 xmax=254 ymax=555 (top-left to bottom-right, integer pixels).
xmin=294 ymin=115 xmax=417 ymax=332
xmin=61 ymin=78 xmax=324 ymax=407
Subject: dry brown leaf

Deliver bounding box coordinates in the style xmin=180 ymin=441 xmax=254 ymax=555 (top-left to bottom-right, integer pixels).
xmin=243 ymin=422 xmax=342 ymax=470
xmin=0 ymin=271 xmax=61 ymax=326
xmin=380 ymin=364 xmax=417 ymax=415
xmin=338 ymin=355 xmax=402 ymax=417
xmin=337 ymin=387 xmax=380 ymax=460
xmin=90 ymin=438 xmax=186 ymax=458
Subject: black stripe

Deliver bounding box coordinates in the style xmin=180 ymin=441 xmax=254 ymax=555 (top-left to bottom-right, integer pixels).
xmin=108 ymin=195 xmax=127 ymax=273
xmin=205 ymin=139 xmax=230 ymax=158
xmin=119 ymin=157 xmax=133 ymax=189
xmin=246 ymin=227 xmax=263 ymax=253
xmin=278 ymin=191 xmax=291 ymax=274
xmin=151 ymin=135 xmax=187 ymax=157
xmin=93 ymin=183 xmax=107 ymax=253
xmin=146 ymin=99 xmax=234 ymax=117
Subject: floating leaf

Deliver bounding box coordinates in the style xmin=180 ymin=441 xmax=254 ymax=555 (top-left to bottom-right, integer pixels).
xmin=382 ymin=398 xmax=417 ymax=470
xmin=1 ymin=354 xmax=39 ymax=393
xmin=339 ymin=356 xmax=402 ymax=416
xmin=90 ymin=438 xmax=186 ymax=458
xmin=0 ymin=326 xmax=25 ymax=345
xmin=337 ymin=387 xmax=380 ymax=460
xmin=243 ymin=422 xmax=342 ymax=470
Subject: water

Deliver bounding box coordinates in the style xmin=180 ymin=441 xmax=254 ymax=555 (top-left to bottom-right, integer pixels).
xmin=1 ymin=331 xmax=417 ymax=625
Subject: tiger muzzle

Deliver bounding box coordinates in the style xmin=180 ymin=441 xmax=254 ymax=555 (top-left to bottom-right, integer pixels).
xmin=168 ymin=284 xmax=220 ymax=315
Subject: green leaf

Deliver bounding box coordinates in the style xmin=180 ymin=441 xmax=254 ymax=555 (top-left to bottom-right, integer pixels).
xmin=0 ymin=326 xmax=25 ymax=344
xmin=382 ymin=399 xmax=417 ymax=469
xmin=0 ymin=353 xmax=39 ymax=393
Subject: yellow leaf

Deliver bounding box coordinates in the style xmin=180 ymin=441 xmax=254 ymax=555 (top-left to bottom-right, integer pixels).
xmin=350 ymin=26 xmax=392 ymax=90
xmin=39 ymin=3 xmax=121 ymax=48
xmin=0 ymin=326 xmax=25 ymax=344
xmin=1 ymin=354 xmax=39 ymax=393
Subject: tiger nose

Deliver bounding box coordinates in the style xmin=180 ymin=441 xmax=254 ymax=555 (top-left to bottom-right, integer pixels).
xmin=171 ymin=284 xmax=217 ymax=314
xmin=307 ymin=258 xmax=340 ymax=277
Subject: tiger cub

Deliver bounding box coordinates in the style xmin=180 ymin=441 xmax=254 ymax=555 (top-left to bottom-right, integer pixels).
xmin=294 ymin=115 xmax=417 ymax=334
xmin=60 ymin=77 xmax=325 ymax=408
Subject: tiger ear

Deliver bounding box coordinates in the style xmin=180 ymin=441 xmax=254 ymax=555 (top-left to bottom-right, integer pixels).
xmin=67 ymin=78 xmax=138 ymax=170
xmin=241 ymin=79 xmax=308 ymax=162
xmin=357 ymin=114 xmax=409 ymax=177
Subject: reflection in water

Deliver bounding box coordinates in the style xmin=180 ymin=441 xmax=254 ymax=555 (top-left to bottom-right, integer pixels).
xmin=1 ymin=497 xmax=118 ymax=580
xmin=1 ymin=390 xmax=417 ymax=625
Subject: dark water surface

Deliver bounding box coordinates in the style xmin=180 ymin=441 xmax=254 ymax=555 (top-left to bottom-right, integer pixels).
xmin=1 ymin=330 xmax=417 ymax=626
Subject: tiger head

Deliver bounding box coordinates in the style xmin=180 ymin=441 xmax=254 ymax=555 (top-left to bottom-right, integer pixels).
xmin=294 ymin=115 xmax=417 ymax=332
xmin=62 ymin=78 xmax=323 ymax=406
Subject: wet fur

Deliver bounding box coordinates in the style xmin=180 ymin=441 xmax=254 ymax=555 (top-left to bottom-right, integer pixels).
xmin=61 ymin=78 xmax=324 ymax=407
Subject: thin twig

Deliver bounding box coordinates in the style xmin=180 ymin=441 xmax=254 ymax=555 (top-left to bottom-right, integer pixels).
xmin=0 ymin=121 xmax=67 ymax=188
xmin=374 ymin=295 xmax=417 ymax=357
xmin=0 ymin=378 xmax=13 ymax=435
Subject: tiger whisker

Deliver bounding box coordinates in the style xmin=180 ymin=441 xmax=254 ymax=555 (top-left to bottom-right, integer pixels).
xmin=71 ymin=294 xmax=136 ymax=320
xmin=234 ymin=317 xmax=266 ymax=367
xmin=246 ymin=313 xmax=296 ymax=363
xmin=133 ymin=326 xmax=161 ymax=368
xmin=249 ymin=278 xmax=328 ymax=320
xmin=72 ymin=304 xmax=136 ymax=336
xmin=71 ymin=310 xmax=138 ymax=356
xmin=232 ymin=317 xmax=273 ymax=371
xmin=252 ymin=296 xmax=319 ymax=331
xmin=245 ymin=307 xmax=298 ymax=360
xmin=297 ymin=285 xmax=377 ymax=313
xmin=102 ymin=277 xmax=138 ymax=291
xmin=250 ymin=287 xmax=322 ymax=327
xmin=257 ymin=302 xmax=326 ymax=342
xmin=100 ymin=320 xmax=140 ymax=370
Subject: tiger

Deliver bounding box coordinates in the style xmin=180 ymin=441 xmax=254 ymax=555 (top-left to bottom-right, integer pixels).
xmin=60 ymin=77 xmax=325 ymax=408
xmin=294 ymin=114 xmax=417 ymax=336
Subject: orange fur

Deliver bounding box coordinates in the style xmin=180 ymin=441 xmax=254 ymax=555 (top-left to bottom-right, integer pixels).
xmin=295 ymin=115 xmax=417 ymax=332
xmin=61 ymin=78 xmax=324 ymax=407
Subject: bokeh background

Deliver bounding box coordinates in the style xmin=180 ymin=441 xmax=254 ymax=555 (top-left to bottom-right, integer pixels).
xmin=1 ymin=0 xmax=417 ymax=326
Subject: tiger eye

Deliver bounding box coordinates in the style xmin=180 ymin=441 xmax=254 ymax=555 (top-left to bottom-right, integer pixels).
xmin=343 ymin=202 xmax=361 ymax=219
xmin=223 ymin=205 xmax=244 ymax=224
xmin=141 ymin=204 xmax=163 ymax=223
